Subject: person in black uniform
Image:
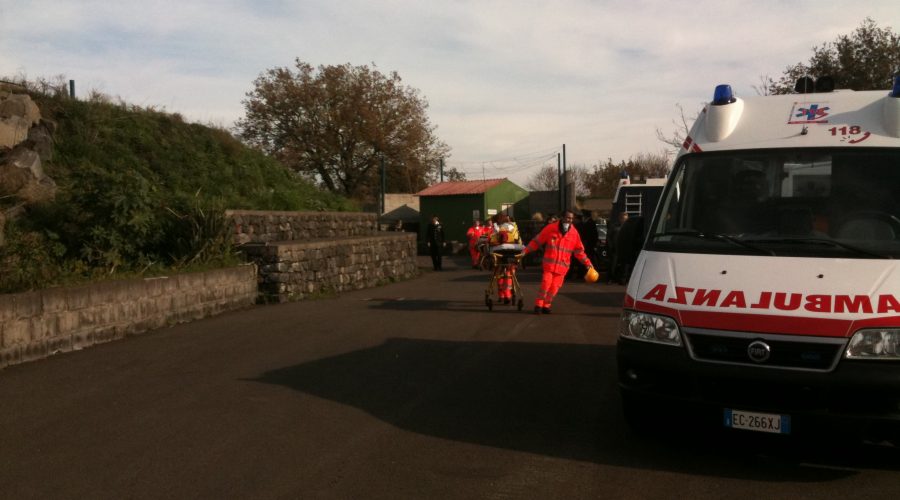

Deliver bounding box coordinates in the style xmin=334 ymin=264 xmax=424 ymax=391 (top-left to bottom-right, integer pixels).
xmin=607 ymin=211 xmax=628 ymax=284
xmin=580 ymin=210 xmax=599 ymax=274
xmin=426 ymin=215 xmax=445 ymax=271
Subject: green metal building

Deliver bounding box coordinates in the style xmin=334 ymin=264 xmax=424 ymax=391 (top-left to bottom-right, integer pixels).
xmin=417 ymin=178 xmax=530 ymax=245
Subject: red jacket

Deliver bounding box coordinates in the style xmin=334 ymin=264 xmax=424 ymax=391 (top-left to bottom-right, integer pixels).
xmin=466 ymin=225 xmax=483 ymax=245
xmin=525 ymin=222 xmax=592 ymax=274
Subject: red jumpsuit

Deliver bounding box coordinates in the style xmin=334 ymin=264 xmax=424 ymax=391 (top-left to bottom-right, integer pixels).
xmin=466 ymin=223 xmax=485 ymax=268
xmin=523 ymin=221 xmax=592 ymax=312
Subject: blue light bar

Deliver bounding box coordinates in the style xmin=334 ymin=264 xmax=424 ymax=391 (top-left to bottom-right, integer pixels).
xmin=891 ymin=74 xmax=900 ymax=98
xmin=712 ymin=84 xmax=735 ymax=105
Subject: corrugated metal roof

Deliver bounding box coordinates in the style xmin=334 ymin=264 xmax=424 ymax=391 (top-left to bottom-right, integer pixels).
xmin=417 ymin=179 xmax=506 ymax=196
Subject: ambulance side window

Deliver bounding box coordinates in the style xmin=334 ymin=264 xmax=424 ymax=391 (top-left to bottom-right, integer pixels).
xmin=657 ymin=167 xmax=691 ymax=233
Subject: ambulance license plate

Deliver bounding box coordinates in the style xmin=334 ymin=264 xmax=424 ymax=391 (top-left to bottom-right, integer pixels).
xmin=724 ymin=409 xmax=790 ymax=434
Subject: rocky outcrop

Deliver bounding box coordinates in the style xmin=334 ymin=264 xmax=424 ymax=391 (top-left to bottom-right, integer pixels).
xmin=0 ymin=93 xmax=40 ymax=149
xmin=0 ymin=92 xmax=57 ymax=245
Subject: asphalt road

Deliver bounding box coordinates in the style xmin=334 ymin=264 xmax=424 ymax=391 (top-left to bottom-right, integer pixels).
xmin=1 ymin=255 xmax=899 ymax=499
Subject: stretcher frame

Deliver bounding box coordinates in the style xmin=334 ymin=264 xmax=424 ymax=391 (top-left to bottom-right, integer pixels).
xmin=484 ymin=250 xmax=524 ymax=311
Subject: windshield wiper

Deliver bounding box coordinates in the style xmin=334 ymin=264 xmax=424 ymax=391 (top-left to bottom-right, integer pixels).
xmin=744 ymin=237 xmax=890 ymax=259
xmin=651 ymin=229 xmax=775 ymax=255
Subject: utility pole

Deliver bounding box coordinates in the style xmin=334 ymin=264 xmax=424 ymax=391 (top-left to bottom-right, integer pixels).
xmin=557 ymin=153 xmax=562 ymax=213
xmin=380 ymin=155 xmax=386 ymax=218
xmin=562 ymin=144 xmax=567 ymax=211
xmin=440 ymin=158 xmax=444 ymax=183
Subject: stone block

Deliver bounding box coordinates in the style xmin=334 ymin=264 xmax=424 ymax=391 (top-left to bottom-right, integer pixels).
xmin=35 ymin=314 xmax=60 ymax=340
xmin=72 ymin=330 xmax=92 ymax=351
xmin=46 ymin=336 xmax=72 ymax=356
xmin=26 ymin=119 xmax=55 ymax=163
xmin=0 ymin=115 xmax=30 ymax=149
xmin=0 ymin=294 xmax=16 ymax=322
xmin=0 ymin=93 xmax=41 ymax=125
xmin=2 ymin=318 xmax=33 ymax=347
xmin=41 ymin=287 xmax=68 ymax=314
xmin=142 ymin=276 xmax=166 ymax=297
xmin=78 ymin=308 xmax=96 ymax=328
xmin=0 ymin=345 xmax=22 ymax=368
xmin=59 ymin=310 xmax=79 ymax=334
xmin=92 ymin=325 xmax=121 ymax=344
xmin=65 ymin=285 xmax=92 ymax=310
xmin=12 ymin=291 xmax=42 ymax=318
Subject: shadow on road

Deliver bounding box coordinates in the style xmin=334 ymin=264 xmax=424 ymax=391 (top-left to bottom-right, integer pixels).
xmin=249 ymin=337 xmax=899 ymax=481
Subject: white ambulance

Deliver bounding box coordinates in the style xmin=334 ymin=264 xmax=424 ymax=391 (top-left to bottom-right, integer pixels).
xmin=617 ymin=76 xmax=900 ymax=442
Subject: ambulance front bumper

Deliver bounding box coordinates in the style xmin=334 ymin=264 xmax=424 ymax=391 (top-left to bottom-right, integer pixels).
xmin=617 ymin=337 xmax=900 ymax=439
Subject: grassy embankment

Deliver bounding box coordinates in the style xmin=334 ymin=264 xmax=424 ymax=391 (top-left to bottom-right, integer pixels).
xmin=0 ymin=86 xmax=354 ymax=293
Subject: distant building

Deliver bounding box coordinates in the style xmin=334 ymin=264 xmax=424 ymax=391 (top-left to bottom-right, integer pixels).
xmin=416 ymin=179 xmax=529 ymax=244
xmin=383 ymin=193 xmax=419 ymax=215
xmin=580 ymin=197 xmax=614 ymax=221
xmin=527 ymin=191 xmax=560 ymax=221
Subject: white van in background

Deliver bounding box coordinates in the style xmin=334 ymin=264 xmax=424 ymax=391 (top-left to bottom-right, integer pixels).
xmin=616 ymin=76 xmax=900 ymax=442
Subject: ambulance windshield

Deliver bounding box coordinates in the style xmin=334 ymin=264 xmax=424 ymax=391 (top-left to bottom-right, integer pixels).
xmin=648 ymin=149 xmax=900 ymax=258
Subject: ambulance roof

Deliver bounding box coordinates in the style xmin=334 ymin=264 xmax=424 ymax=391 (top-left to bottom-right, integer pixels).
xmin=681 ymin=88 xmax=900 ymax=156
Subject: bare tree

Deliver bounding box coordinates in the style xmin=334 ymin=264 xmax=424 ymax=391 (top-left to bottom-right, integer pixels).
xmin=568 ymin=165 xmax=591 ymax=198
xmin=655 ymin=103 xmax=699 ymax=159
xmin=525 ymin=164 xmax=559 ymax=191
xmin=752 ymin=74 xmax=774 ymax=96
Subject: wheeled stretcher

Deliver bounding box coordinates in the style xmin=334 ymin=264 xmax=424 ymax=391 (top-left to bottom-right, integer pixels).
xmin=475 ymin=235 xmax=492 ymax=270
xmin=484 ymin=243 xmax=526 ymax=311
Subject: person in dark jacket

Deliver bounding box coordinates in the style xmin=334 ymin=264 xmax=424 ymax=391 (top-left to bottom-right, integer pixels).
xmin=426 ymin=215 xmax=445 ymax=271
xmin=607 ymin=211 xmax=628 ymax=284
xmin=569 ymin=211 xmax=599 ymax=279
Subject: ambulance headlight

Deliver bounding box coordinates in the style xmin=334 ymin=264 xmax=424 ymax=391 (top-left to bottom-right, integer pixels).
xmin=620 ymin=311 xmax=682 ymax=346
xmin=846 ymin=329 xmax=900 ymax=359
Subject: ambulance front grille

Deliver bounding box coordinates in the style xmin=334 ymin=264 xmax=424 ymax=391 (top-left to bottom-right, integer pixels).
xmin=684 ymin=330 xmax=847 ymax=372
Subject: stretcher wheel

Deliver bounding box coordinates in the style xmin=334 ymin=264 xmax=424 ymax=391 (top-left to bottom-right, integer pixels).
xmin=517 ymin=299 xmax=524 ymax=311
xmin=486 ymin=297 xmax=493 ymax=311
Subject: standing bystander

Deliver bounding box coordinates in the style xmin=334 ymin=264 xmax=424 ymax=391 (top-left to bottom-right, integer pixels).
xmin=426 ymin=215 xmax=445 ymax=271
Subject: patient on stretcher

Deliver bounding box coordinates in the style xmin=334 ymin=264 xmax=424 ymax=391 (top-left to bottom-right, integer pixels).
xmin=489 ymin=215 xmax=524 ymax=304
xmin=489 ymin=214 xmax=524 ymax=255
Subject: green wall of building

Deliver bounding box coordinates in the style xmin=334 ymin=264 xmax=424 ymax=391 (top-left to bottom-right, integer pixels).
xmin=419 ymin=180 xmax=530 ymax=245
xmin=484 ymin=180 xmax=530 ymax=223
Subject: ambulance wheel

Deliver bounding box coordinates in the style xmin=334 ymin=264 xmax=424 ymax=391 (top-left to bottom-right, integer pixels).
xmin=517 ymin=299 xmax=524 ymax=311
xmin=486 ymin=297 xmax=493 ymax=311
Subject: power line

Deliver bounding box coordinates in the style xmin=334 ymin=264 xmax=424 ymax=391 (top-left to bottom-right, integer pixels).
xmin=448 ymin=145 xmax=561 ymax=167
xmin=446 ymin=146 xmax=561 ymax=180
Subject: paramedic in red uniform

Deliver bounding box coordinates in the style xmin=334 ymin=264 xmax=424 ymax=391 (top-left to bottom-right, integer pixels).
xmin=466 ymin=219 xmax=485 ymax=268
xmin=521 ymin=210 xmax=594 ymax=314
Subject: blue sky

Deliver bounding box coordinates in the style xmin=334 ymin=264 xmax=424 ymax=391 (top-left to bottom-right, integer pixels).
xmin=2 ymin=0 xmax=898 ymax=185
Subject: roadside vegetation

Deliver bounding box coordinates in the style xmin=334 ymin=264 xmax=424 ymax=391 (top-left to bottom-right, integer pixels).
xmin=0 ymin=79 xmax=355 ymax=293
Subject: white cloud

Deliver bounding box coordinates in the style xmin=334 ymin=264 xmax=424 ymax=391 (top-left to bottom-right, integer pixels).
xmin=2 ymin=0 xmax=899 ymax=185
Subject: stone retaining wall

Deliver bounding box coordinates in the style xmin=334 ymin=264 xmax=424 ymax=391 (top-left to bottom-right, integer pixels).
xmin=241 ymin=233 xmax=418 ymax=302
xmin=0 ymin=211 xmax=420 ymax=369
xmin=227 ymin=210 xmax=378 ymax=244
xmin=0 ymin=265 xmax=258 ymax=369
